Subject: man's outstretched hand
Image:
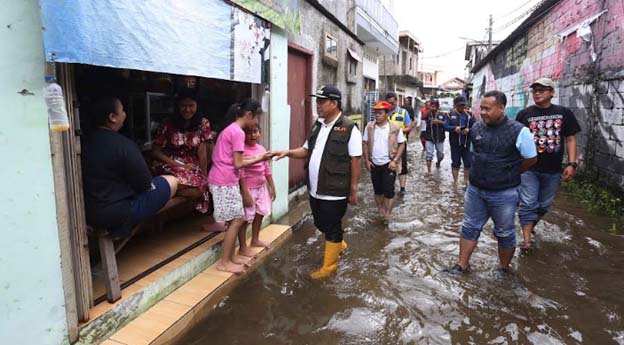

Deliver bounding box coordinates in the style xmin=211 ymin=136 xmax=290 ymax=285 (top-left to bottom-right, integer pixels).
xmin=272 ymin=150 xmax=289 ymax=161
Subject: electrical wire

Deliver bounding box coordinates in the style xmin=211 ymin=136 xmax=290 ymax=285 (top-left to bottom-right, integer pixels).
xmin=492 ymin=0 xmax=544 ymax=33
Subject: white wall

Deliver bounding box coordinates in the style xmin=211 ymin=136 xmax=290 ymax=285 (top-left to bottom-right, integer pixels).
xmin=363 ymin=50 xmax=379 ymax=83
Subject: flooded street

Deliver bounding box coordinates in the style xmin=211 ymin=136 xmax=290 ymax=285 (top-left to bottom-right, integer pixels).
xmin=178 ymin=141 xmax=624 ymax=345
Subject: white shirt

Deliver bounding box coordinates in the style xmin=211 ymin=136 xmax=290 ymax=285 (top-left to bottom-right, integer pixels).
xmin=362 ymin=122 xmax=406 ymax=166
xmin=303 ymin=114 xmax=363 ymax=200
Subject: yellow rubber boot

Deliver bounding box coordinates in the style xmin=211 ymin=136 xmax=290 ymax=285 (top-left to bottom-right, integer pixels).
xmin=341 ymin=240 xmax=348 ymax=252
xmin=310 ymin=241 xmax=342 ymax=279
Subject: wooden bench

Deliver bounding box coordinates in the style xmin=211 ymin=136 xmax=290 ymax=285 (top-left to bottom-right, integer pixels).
xmin=88 ymin=196 xmax=193 ymax=303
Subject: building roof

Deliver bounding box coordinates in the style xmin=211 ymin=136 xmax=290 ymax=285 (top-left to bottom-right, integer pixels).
xmin=470 ymin=0 xmax=561 ymax=73
xmin=399 ymin=30 xmax=422 ymax=46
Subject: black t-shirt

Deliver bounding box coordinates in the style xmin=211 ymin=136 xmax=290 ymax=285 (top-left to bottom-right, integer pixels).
xmin=515 ymin=104 xmax=581 ymax=173
xmin=82 ymin=128 xmax=152 ymax=228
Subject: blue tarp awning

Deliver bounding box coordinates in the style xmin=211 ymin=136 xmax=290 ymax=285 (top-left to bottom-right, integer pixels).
xmin=39 ymin=0 xmax=264 ymax=83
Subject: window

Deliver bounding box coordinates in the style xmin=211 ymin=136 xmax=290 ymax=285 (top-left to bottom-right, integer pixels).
xmin=322 ymin=33 xmax=338 ymax=67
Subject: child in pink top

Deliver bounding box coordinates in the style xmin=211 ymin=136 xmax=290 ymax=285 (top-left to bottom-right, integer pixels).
xmin=208 ymin=99 xmax=272 ymax=274
xmin=240 ymin=124 xmax=276 ymax=248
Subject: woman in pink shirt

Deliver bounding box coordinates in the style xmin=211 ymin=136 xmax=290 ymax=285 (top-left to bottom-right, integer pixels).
xmin=240 ymin=124 xmax=276 ymax=249
xmin=208 ymin=99 xmax=272 ymax=274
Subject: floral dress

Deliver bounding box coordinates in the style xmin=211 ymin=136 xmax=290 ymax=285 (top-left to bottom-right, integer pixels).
xmin=152 ymin=117 xmax=216 ymax=213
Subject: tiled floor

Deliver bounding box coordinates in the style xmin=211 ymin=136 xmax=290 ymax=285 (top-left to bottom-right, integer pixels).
xmin=107 ymin=224 xmax=292 ymax=345
xmin=87 ymin=214 xmax=224 ymax=323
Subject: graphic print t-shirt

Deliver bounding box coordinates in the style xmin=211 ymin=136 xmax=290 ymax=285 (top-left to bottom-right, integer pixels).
xmin=515 ymin=104 xmax=581 ymax=174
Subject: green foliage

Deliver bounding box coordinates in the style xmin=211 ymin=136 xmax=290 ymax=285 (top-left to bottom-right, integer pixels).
xmin=561 ymin=176 xmax=624 ymax=223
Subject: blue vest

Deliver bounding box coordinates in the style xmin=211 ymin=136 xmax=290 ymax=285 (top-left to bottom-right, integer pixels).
xmin=469 ymin=117 xmax=525 ymax=190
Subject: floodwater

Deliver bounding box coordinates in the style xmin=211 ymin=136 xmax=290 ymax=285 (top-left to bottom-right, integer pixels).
xmin=177 ymin=141 xmax=624 ymax=345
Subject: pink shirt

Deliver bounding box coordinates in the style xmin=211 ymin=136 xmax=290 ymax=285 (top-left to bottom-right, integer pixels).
xmin=208 ymin=123 xmax=245 ymax=186
xmin=241 ymin=144 xmax=272 ymax=188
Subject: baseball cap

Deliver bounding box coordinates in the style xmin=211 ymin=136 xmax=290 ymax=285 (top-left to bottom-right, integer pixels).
xmin=310 ymin=85 xmax=342 ymax=100
xmin=372 ymin=101 xmax=392 ymax=110
xmin=530 ymin=77 xmax=556 ymax=89
xmin=453 ymin=96 xmax=467 ymax=105
xmin=430 ymin=97 xmax=439 ymax=104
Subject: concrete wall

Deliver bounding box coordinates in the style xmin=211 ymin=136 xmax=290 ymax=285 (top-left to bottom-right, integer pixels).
xmin=362 ymin=50 xmax=379 ymax=82
xmin=0 ymin=1 xmax=70 ymax=344
xmin=289 ymin=0 xmax=365 ymax=116
xmin=269 ymin=28 xmax=290 ymax=220
xmin=471 ymin=0 xmax=624 ymax=190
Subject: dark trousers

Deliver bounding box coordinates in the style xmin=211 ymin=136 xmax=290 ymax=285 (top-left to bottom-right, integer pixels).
xmin=309 ymin=196 xmax=348 ymax=243
xmin=399 ymin=145 xmax=408 ymax=175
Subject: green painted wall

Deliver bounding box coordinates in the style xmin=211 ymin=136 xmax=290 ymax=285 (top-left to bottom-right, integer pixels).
xmin=0 ymin=1 xmax=69 ymax=344
xmin=269 ymin=28 xmax=291 ymax=220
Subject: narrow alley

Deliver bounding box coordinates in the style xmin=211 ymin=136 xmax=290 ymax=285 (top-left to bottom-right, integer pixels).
xmin=177 ymin=140 xmax=624 ymax=345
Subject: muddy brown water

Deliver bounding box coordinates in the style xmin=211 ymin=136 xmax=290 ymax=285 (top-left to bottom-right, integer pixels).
xmin=177 ymin=142 xmax=624 ymax=345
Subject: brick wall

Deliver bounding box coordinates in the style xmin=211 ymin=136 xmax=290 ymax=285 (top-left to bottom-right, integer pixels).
xmin=471 ymin=0 xmax=624 ymax=190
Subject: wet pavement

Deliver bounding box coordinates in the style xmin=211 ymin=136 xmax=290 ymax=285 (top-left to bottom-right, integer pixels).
xmin=177 ymin=140 xmax=624 ymax=345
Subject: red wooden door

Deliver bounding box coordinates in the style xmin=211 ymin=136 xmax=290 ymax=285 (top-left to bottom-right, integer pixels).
xmin=287 ymin=49 xmax=311 ymax=189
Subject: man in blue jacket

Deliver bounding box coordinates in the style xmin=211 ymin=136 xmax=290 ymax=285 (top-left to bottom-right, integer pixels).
xmin=448 ymin=91 xmax=537 ymax=274
xmin=444 ymin=96 xmax=476 ymax=186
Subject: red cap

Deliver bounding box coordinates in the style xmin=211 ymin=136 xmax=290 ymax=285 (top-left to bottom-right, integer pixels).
xmin=372 ymin=101 xmax=392 ymax=110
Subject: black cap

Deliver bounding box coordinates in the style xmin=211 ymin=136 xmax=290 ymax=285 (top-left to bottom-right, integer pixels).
xmin=453 ymin=96 xmax=467 ymax=105
xmin=310 ymin=85 xmax=342 ymax=100
xmin=430 ymin=97 xmax=439 ymax=104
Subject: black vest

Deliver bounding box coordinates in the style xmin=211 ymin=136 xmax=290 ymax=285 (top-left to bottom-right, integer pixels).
xmin=423 ymin=111 xmax=446 ymax=143
xmin=469 ymin=117 xmax=525 ymax=190
xmin=446 ymin=110 xmax=473 ymax=147
xmin=305 ymin=115 xmax=356 ymax=197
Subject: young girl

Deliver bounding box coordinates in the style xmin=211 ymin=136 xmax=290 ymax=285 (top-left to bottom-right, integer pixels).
xmin=240 ymin=124 xmax=276 ymax=249
xmin=208 ymin=99 xmax=272 ymax=274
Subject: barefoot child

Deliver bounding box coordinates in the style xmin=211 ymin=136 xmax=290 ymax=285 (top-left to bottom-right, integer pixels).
xmin=240 ymin=124 xmax=276 ymax=249
xmin=208 ymin=99 xmax=272 ymax=274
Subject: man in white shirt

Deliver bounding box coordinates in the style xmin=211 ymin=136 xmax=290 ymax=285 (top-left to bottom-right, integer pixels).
xmin=363 ymin=101 xmax=406 ymax=224
xmin=274 ymin=85 xmax=362 ymax=279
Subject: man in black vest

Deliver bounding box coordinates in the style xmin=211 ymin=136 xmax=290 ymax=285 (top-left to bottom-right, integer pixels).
xmin=444 ymin=96 xmax=476 ymax=186
xmin=274 ymin=85 xmax=362 ymax=279
xmin=423 ymin=97 xmax=447 ymax=174
xmin=448 ymin=91 xmax=537 ymax=274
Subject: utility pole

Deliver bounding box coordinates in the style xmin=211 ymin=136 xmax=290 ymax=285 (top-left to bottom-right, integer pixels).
xmin=488 ymin=14 xmax=493 ymax=52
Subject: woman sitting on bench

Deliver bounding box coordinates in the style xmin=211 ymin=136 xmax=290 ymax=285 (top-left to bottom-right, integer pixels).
xmin=151 ymin=93 xmax=216 ymax=219
xmin=83 ymin=98 xmax=178 ymax=238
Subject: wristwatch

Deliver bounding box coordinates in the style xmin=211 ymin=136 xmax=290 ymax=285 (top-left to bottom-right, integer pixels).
xmin=567 ymin=162 xmax=578 ymax=169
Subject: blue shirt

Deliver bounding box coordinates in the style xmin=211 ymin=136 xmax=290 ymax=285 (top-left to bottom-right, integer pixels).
xmin=516 ymin=127 xmax=537 ymax=159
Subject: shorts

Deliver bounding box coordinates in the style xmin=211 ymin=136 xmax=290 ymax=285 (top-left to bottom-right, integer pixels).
xmin=129 ymin=176 xmax=171 ymax=223
xmin=309 ymin=196 xmax=348 ymax=243
xmin=450 ymin=145 xmax=473 ymax=169
xmin=209 ymin=184 xmax=244 ymax=223
xmin=371 ymin=163 xmax=397 ymax=198
xmin=243 ymin=184 xmax=272 ymax=222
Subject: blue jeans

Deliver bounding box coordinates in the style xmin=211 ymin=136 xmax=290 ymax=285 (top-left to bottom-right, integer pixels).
xmin=450 ymin=145 xmax=472 ymax=169
xmin=425 ymin=141 xmax=445 ymax=161
xmin=518 ymin=170 xmax=561 ymax=226
xmin=461 ymin=184 xmax=519 ymax=248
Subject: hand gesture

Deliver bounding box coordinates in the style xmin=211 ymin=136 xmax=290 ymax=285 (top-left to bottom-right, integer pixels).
xmin=366 ymin=160 xmax=372 ymax=172
xmin=259 ymin=151 xmax=273 ymax=161
xmin=462 ymin=128 xmax=470 ymax=135
xmin=272 ymin=150 xmax=289 ymax=161
xmin=454 ymin=127 xmax=462 ymax=134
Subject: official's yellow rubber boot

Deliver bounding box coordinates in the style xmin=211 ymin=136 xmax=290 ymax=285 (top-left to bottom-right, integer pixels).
xmin=310 ymin=241 xmax=342 ymax=279
xmin=341 ymin=240 xmax=348 ymax=252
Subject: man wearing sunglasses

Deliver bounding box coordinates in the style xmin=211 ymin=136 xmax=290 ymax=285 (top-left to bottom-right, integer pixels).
xmin=516 ymin=78 xmax=581 ymax=252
